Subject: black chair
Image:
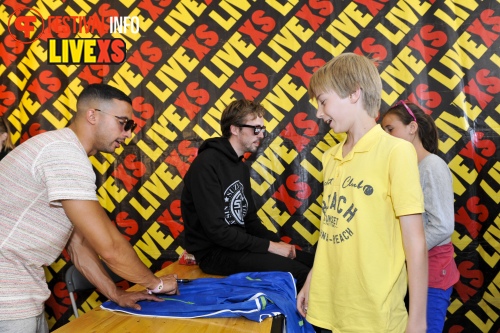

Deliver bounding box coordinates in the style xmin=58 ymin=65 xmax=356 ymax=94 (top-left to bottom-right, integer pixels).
xmin=65 ymin=262 xmax=124 ymax=318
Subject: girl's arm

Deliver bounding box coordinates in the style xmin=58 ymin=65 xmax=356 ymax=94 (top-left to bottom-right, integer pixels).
xmin=400 ymin=213 xmax=428 ymax=333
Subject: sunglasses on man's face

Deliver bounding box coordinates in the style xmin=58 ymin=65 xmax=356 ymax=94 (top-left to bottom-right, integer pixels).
xmin=95 ymin=109 xmax=137 ymax=132
xmin=237 ymin=124 xmax=267 ymax=136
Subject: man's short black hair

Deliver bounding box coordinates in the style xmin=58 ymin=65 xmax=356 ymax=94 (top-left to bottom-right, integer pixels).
xmin=78 ymin=83 xmax=132 ymax=106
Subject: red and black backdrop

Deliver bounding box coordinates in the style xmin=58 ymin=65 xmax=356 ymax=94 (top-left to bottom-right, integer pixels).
xmin=1 ymin=0 xmax=499 ymax=331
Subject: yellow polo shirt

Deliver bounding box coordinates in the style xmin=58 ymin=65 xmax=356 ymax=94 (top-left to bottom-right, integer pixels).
xmin=307 ymin=125 xmax=424 ymax=333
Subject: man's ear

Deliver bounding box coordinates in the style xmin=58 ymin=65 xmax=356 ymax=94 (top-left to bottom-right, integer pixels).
xmin=229 ymin=124 xmax=240 ymax=136
xmin=87 ymin=109 xmax=97 ymax=125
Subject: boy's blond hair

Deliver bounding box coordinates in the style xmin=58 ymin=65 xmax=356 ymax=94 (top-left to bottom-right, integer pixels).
xmin=308 ymin=53 xmax=382 ymax=118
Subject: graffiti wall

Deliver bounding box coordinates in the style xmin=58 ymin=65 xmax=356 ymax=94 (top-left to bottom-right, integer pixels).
xmin=1 ymin=0 xmax=499 ymax=331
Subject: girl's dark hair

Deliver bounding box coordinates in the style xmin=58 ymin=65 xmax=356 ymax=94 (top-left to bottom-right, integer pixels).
xmin=383 ymin=102 xmax=439 ymax=154
xmin=0 ymin=117 xmax=14 ymax=151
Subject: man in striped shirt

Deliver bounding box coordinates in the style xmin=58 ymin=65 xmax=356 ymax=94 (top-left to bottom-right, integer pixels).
xmin=0 ymin=84 xmax=178 ymax=333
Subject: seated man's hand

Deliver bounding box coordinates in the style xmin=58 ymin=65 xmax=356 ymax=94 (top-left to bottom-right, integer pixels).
xmin=268 ymin=241 xmax=296 ymax=259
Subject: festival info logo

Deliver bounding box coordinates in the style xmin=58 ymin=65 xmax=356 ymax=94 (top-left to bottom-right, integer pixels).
xmin=8 ymin=6 xmax=44 ymax=44
xmin=8 ymin=6 xmax=137 ymax=64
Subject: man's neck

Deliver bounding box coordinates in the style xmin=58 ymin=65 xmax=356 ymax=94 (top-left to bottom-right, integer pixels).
xmin=228 ymin=136 xmax=245 ymax=157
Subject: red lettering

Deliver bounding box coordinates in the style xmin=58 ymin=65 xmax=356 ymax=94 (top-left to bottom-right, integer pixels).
xmin=110 ymin=155 xmax=146 ymax=191
xmin=0 ymin=85 xmax=16 ymax=117
xmin=98 ymin=3 xmax=119 ymax=19
xmin=467 ymin=18 xmax=499 ymax=47
xmin=301 ymin=51 xmax=326 ymax=71
xmin=39 ymin=70 xmax=62 ymax=92
xmin=195 ymin=24 xmax=218 ymax=47
xmin=286 ymin=174 xmax=312 ymax=200
xmin=0 ymin=43 xmax=17 ymax=67
xmin=157 ymin=203 xmax=183 ymax=238
xmin=465 ymin=196 xmax=489 ymax=223
xmin=92 ymin=64 xmax=110 ymax=78
xmin=27 ymin=79 xmax=53 ymax=104
xmin=124 ymin=154 xmax=147 ymax=177
xmin=140 ymin=41 xmax=162 ymax=62
xmin=419 ymin=25 xmax=447 ymax=47
xmin=294 ymin=112 xmax=319 ymax=137
xmin=353 ymin=0 xmax=387 ymax=16
xmin=448 ymin=325 xmax=465 ymax=333
xmin=174 ymin=82 xmax=209 ymax=120
xmin=459 ymin=132 xmax=495 ymax=173
xmin=289 ymin=60 xmax=313 ymax=87
xmin=110 ymin=39 xmax=126 ymax=63
xmin=238 ymin=19 xmax=268 ymax=47
xmin=459 ymin=141 xmax=488 ymax=172
xmin=111 ymin=164 xmax=138 ymax=192
xmin=115 ymin=211 xmax=139 ymax=238
xmin=408 ymin=84 xmax=442 ymax=114
xmin=309 ymin=0 xmax=335 ymax=16
xmin=132 ymin=96 xmax=155 ymax=131
xmin=464 ymin=78 xmax=493 ymax=109
xmin=138 ymin=0 xmax=165 ymax=21
xmin=480 ymin=9 xmax=500 ymax=32
xmin=354 ymin=37 xmax=387 ymax=63
xmin=177 ymin=140 xmax=198 ymax=163
xmin=408 ymin=34 xmax=438 ymax=63
xmin=164 ymin=143 xmax=193 ymax=177
xmin=250 ymin=10 xmax=275 ymax=33
xmin=96 ymin=39 xmax=111 ymax=63
xmin=128 ymin=50 xmax=154 ymax=76
xmin=296 ymin=4 xmax=325 ymax=31
xmin=272 ymin=184 xmax=302 ymax=214
xmin=280 ymin=123 xmax=310 ymax=152
xmin=455 ymin=206 xmax=482 ymax=238
xmin=183 ymin=33 xmax=212 ymax=60
xmin=230 ymin=76 xmax=260 ymax=100
xmin=21 ymin=123 xmax=46 ymax=143
xmin=4 ymin=34 xmax=25 ymax=54
xmin=78 ymin=66 xmax=103 ymax=85
xmin=476 ymin=69 xmax=500 ymax=94
xmin=454 ymin=261 xmax=483 ymax=302
xmin=472 ymin=131 xmax=496 ymax=158
xmin=244 ymin=66 xmax=268 ymax=89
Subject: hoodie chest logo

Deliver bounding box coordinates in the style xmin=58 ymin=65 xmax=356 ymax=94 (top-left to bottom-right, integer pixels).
xmin=224 ymin=180 xmax=248 ymax=226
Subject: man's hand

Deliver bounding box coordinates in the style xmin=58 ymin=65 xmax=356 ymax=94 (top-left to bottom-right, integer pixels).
xmin=268 ymin=241 xmax=296 ymax=259
xmin=113 ymin=289 xmax=164 ymax=310
xmin=157 ymin=274 xmax=179 ymax=295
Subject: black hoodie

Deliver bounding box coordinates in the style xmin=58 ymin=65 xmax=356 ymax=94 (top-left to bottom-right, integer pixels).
xmin=181 ymin=137 xmax=280 ymax=262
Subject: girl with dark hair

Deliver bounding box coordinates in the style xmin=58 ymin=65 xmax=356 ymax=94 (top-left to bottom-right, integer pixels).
xmin=0 ymin=117 xmax=14 ymax=160
xmin=381 ymin=101 xmax=460 ymax=333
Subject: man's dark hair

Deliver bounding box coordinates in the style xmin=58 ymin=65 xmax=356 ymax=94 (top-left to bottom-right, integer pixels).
xmin=77 ymin=83 xmax=132 ymax=107
xmin=220 ymin=99 xmax=265 ymax=138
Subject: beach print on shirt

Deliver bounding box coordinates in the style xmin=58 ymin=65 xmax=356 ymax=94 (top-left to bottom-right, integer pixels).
xmin=321 ymin=174 xmax=374 ymax=244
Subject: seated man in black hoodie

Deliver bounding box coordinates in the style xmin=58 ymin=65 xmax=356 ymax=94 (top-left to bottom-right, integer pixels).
xmin=181 ymin=99 xmax=313 ymax=290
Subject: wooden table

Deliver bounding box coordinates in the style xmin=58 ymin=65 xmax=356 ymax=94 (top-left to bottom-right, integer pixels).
xmin=53 ymin=262 xmax=283 ymax=333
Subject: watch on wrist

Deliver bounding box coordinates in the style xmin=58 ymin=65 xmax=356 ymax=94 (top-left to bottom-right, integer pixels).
xmin=147 ymin=278 xmax=163 ymax=294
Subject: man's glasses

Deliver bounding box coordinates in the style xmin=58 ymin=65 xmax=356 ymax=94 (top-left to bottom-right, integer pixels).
xmin=237 ymin=124 xmax=267 ymax=137
xmin=95 ymin=109 xmax=137 ymax=132
xmin=394 ymin=100 xmax=416 ymax=122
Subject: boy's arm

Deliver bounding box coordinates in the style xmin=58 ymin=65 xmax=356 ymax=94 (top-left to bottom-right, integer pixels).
xmin=400 ymin=213 xmax=428 ymax=333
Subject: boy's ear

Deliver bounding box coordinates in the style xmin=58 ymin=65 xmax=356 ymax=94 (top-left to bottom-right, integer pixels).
xmin=349 ymin=88 xmax=361 ymax=103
